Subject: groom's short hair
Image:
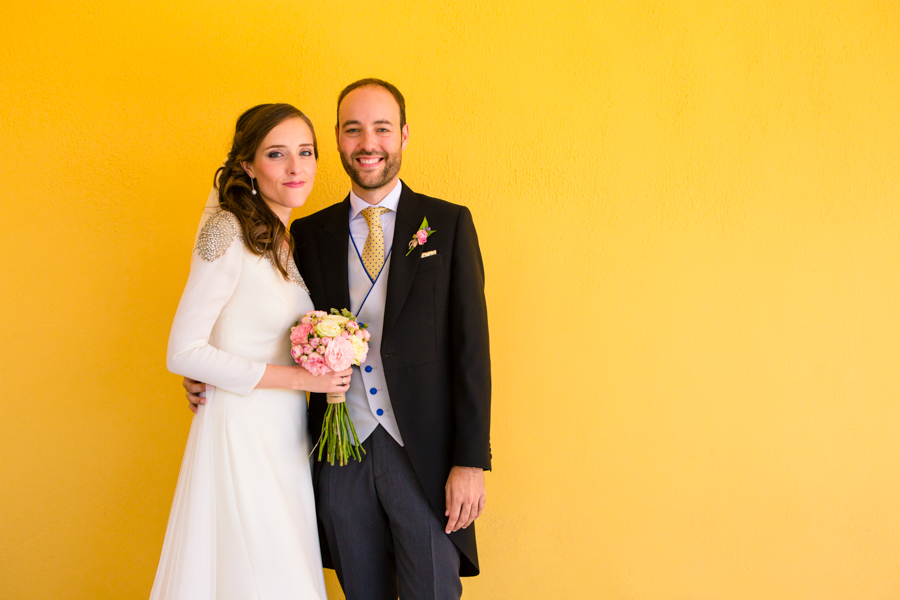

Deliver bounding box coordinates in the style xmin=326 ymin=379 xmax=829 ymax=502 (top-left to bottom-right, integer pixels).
xmin=337 ymin=78 xmax=406 ymax=128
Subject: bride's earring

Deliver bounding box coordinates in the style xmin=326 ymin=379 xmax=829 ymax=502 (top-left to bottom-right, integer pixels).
xmin=251 ymin=178 xmax=258 ymax=195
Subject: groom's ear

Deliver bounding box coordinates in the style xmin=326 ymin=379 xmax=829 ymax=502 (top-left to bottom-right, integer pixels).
xmin=240 ymin=161 xmax=255 ymax=179
xmin=400 ymin=124 xmax=409 ymax=151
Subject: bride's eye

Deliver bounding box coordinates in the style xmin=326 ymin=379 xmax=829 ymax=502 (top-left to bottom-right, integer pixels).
xmin=267 ymin=151 xmax=284 ymax=159
xmin=300 ymin=150 xmax=313 ymax=157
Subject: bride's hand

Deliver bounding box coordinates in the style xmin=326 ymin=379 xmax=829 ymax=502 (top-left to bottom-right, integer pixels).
xmin=296 ymin=367 xmax=352 ymax=394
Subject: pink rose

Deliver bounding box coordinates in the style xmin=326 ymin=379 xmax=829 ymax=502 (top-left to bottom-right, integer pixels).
xmin=290 ymin=323 xmax=313 ymax=344
xmin=303 ymin=353 xmax=330 ymax=376
xmin=416 ymin=229 xmax=428 ymax=245
xmin=313 ymin=310 xmax=328 ymax=318
xmin=291 ymin=346 xmax=303 ymax=360
xmin=362 ymin=330 xmax=371 ymax=341
xmin=341 ymin=331 xmax=350 ymax=338
xmin=347 ymin=321 xmax=358 ymax=330
xmin=316 ymin=345 xmax=326 ymax=355
xmin=300 ymin=316 xmax=312 ymax=325
xmin=320 ymin=337 xmax=331 ymax=346
xmin=302 ymin=345 xmax=313 ymax=355
xmin=355 ymin=329 xmax=365 ymax=337
xmin=309 ymin=337 xmax=320 ymax=348
xmin=323 ymin=336 xmax=354 ymax=372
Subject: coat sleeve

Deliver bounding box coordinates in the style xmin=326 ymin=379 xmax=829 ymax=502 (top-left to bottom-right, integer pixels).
xmin=449 ymin=206 xmax=492 ymax=470
xmin=166 ymin=212 xmax=267 ymax=396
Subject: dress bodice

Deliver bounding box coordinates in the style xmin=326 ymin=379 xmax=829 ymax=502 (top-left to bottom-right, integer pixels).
xmin=211 ymin=247 xmax=312 ymax=368
xmin=167 ymin=211 xmax=314 ymax=393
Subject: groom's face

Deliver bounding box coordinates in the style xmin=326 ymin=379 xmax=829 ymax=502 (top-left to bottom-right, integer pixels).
xmin=337 ymin=85 xmax=409 ymax=193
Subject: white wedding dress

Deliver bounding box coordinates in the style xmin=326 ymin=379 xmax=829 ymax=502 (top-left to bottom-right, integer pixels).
xmin=150 ymin=210 xmax=327 ymax=600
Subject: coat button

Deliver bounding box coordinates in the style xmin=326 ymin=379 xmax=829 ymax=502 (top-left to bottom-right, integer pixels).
xmin=370 ymin=388 xmax=377 ymax=395
xmin=376 ymin=409 xmax=384 ymax=416
xmin=365 ymin=366 xmax=372 ymax=372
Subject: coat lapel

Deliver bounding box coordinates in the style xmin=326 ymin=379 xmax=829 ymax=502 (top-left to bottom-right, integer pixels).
xmin=383 ymin=182 xmax=424 ymax=339
xmin=318 ymin=196 xmax=352 ymax=311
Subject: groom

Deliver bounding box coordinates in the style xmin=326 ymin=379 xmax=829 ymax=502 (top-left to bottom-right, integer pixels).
xmin=187 ymin=79 xmax=491 ymax=600
xmin=295 ymin=78 xmax=491 ymax=600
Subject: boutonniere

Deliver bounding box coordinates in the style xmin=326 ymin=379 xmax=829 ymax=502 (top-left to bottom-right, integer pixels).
xmin=406 ymin=217 xmax=436 ymax=256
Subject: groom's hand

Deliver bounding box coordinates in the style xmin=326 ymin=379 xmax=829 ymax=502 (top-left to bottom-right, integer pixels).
xmin=444 ymin=466 xmax=486 ymax=534
xmin=183 ymin=377 xmax=206 ymax=414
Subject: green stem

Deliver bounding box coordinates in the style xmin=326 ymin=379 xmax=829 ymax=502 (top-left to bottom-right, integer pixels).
xmin=349 ymin=417 xmax=365 ymax=457
xmin=317 ymin=404 xmax=332 ymax=461
xmin=336 ymin=404 xmax=344 ymax=466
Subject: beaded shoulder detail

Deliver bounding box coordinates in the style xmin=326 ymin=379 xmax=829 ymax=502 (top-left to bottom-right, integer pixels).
xmin=267 ymin=247 xmax=311 ymax=294
xmin=196 ymin=211 xmax=242 ymax=262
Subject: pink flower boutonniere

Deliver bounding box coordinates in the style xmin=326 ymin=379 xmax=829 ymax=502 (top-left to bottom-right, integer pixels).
xmin=406 ymin=217 xmax=436 ymax=256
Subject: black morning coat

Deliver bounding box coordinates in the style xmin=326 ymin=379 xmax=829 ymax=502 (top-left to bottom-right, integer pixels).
xmin=290 ymin=181 xmax=492 ymax=576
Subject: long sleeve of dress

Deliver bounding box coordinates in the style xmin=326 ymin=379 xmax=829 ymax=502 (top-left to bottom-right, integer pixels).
xmin=166 ymin=211 xmax=266 ymax=396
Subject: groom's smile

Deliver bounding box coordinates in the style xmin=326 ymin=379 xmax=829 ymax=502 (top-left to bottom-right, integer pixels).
xmin=357 ymin=155 xmax=383 ymax=166
xmin=354 ymin=152 xmax=386 ymax=170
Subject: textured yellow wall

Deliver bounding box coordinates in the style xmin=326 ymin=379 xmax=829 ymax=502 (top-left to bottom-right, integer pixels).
xmin=2 ymin=1 xmax=899 ymax=598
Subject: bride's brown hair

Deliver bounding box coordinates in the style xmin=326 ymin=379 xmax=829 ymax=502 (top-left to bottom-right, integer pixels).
xmin=215 ymin=103 xmax=318 ymax=281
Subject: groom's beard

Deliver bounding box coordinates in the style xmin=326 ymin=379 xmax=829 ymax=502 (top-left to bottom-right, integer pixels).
xmin=340 ymin=150 xmax=402 ymax=191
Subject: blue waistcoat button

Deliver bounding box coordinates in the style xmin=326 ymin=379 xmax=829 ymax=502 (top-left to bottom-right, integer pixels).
xmin=370 ymin=388 xmax=377 ymax=395
xmin=365 ymin=366 xmax=373 ymax=373
xmin=376 ymin=408 xmax=384 ymax=416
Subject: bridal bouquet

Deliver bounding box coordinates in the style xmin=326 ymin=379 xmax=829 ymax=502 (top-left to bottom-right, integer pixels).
xmin=290 ymin=309 xmax=371 ymax=466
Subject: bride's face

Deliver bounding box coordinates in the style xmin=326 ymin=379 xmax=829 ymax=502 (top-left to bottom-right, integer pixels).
xmin=241 ymin=116 xmax=317 ymax=223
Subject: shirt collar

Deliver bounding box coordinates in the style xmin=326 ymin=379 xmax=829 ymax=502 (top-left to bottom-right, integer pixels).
xmin=349 ymin=179 xmax=403 ymax=222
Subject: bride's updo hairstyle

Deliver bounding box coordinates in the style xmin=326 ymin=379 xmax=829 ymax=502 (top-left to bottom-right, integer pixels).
xmin=215 ymin=103 xmax=318 ymax=281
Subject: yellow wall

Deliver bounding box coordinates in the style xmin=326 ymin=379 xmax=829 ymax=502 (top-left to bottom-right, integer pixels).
xmin=2 ymin=1 xmax=898 ymax=598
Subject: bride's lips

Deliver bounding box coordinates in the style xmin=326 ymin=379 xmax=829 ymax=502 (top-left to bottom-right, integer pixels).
xmin=283 ymin=181 xmax=306 ymax=188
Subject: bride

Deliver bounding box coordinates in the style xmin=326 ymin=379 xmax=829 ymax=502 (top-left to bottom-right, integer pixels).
xmin=150 ymin=103 xmax=349 ymax=599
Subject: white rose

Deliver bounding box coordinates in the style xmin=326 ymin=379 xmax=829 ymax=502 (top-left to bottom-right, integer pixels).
xmin=323 ymin=314 xmax=350 ymax=325
xmin=349 ymin=335 xmax=368 ymax=365
xmin=315 ymin=319 xmax=343 ymax=338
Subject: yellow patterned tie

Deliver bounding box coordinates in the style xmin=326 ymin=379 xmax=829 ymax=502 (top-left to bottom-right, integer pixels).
xmin=361 ymin=206 xmax=391 ymax=280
